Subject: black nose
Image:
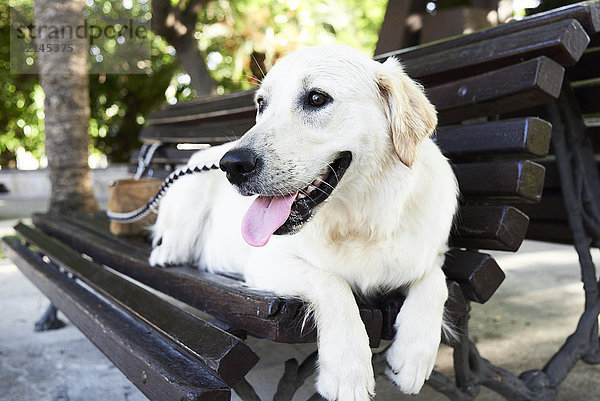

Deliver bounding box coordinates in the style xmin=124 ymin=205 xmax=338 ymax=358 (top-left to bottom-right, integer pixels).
xmin=219 ymin=148 xmax=259 ymax=185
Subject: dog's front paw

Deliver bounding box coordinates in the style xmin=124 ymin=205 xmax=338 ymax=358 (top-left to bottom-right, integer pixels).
xmin=385 ymin=336 xmax=437 ymax=394
xmin=149 ymin=230 xmax=187 ymax=267
xmin=149 ymin=243 xmax=172 ymax=267
xmin=316 ymin=339 xmax=375 ymax=401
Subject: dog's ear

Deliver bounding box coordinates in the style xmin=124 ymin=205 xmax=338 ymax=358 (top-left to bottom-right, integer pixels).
xmin=377 ymin=57 xmax=437 ymax=167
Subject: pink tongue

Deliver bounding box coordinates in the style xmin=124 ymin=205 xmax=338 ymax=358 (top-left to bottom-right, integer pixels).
xmin=241 ymin=193 xmax=297 ymax=247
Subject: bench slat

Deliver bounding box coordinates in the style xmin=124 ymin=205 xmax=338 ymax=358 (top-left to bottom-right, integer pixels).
xmin=148 ymin=91 xmax=256 ymax=124
xmin=378 ymin=1 xmax=600 ymax=60
xmin=28 ymin=213 xmax=469 ymax=343
xmin=525 ymin=220 xmax=575 ymax=244
xmin=443 ymin=249 xmax=505 ymax=304
xmin=435 ymin=117 xmax=552 ymax=160
xmin=514 ymin=191 xmax=568 ymax=222
xmin=1 ymin=237 xmax=231 ymax=401
xmin=452 ymin=205 xmax=530 ymax=251
xmin=71 ymin=212 xmax=495 ymax=306
xmin=30 ymin=213 xmax=310 ymax=343
xmin=538 ymin=157 xmax=600 ymax=189
xmin=395 ymin=19 xmax=589 ymax=86
xmin=55 ymin=212 xmax=499 ymax=305
xmin=140 ymin=57 xmax=565 ymax=145
xmin=70 ymin=216 xmax=500 ymax=304
xmin=430 ymin=56 xmax=565 ymax=124
xmin=13 ymin=223 xmax=259 ymax=385
xmin=27 ymin=214 xmax=474 ymax=346
xmin=455 ymin=160 xmax=546 ymax=204
xmin=127 ymin=151 xmax=546 ymax=203
xmin=141 ymin=118 xmax=254 ymax=144
xmin=135 ymin=117 xmax=553 ymax=160
xmin=376 ymin=281 xmax=466 ymax=340
xmin=53 ymin=212 xmax=503 ymax=304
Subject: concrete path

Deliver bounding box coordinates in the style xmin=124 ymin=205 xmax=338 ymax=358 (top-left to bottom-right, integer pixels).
xmin=1 ymin=217 xmax=599 ymax=401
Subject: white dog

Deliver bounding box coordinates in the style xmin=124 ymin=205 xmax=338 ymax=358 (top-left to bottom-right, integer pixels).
xmin=150 ymin=44 xmax=458 ymax=400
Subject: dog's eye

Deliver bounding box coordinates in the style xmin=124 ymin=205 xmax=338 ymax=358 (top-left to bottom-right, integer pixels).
xmin=256 ymin=97 xmax=265 ymax=113
xmin=307 ymin=91 xmax=329 ymax=108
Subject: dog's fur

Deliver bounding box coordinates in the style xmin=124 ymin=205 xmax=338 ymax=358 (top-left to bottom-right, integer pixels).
xmin=150 ymin=45 xmax=459 ymax=400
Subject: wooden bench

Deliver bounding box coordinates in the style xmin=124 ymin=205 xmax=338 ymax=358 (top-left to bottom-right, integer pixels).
xmin=3 ymin=2 xmax=600 ymax=400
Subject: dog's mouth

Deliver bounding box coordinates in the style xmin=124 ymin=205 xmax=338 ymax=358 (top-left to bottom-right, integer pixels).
xmin=241 ymin=151 xmax=352 ymax=247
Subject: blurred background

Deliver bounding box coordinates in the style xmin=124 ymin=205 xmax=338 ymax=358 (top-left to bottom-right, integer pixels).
xmin=0 ymin=0 xmax=576 ymax=173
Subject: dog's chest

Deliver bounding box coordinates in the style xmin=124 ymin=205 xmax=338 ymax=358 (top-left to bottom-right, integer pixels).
xmin=294 ymin=234 xmax=426 ymax=292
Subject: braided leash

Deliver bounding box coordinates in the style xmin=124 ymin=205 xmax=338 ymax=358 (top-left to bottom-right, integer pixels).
xmin=106 ymin=162 xmax=220 ymax=223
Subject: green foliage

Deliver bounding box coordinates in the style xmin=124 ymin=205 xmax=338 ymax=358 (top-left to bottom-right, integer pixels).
xmin=197 ymin=0 xmax=387 ymax=93
xmin=1 ymin=0 xmax=387 ymax=167
xmin=0 ymin=2 xmax=44 ymax=168
xmin=89 ymin=34 xmax=192 ymax=162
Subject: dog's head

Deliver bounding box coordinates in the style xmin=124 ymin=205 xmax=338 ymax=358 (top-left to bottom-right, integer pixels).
xmin=219 ymin=45 xmax=437 ymax=246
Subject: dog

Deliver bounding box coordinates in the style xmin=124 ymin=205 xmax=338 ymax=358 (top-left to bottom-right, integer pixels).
xmin=150 ymin=44 xmax=459 ymax=400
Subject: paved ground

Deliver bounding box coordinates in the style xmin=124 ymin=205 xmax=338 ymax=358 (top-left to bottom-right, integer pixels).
xmin=1 ymin=209 xmax=600 ymax=400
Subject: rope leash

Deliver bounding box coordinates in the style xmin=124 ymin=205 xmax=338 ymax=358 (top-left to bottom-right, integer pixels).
xmin=106 ymin=162 xmax=220 ymax=223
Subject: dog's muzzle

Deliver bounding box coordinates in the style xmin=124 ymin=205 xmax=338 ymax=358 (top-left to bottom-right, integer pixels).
xmin=220 ymin=148 xmax=259 ymax=186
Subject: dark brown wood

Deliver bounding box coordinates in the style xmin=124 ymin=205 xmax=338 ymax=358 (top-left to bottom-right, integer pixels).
xmin=514 ymin=191 xmax=569 ymax=222
xmin=1 ymin=237 xmax=231 ymax=401
xmin=30 ymin=213 xmax=315 ymax=343
xmin=148 ymin=90 xmax=256 ymax=124
xmin=13 ymin=223 xmax=259 ymax=385
xmin=28 ymin=213 xmax=472 ymax=344
xmin=376 ymin=281 xmax=467 ymax=341
xmin=76 ymin=214 xmax=472 ymax=318
xmin=435 ymin=117 xmax=552 ymax=160
xmin=140 ymin=118 xmax=254 ymax=145
xmin=395 ymin=19 xmax=589 ymax=86
xmin=525 ymin=220 xmax=575 ymax=244
xmin=443 ymin=250 xmax=505 ymax=304
xmin=444 ymin=281 xmax=469 ymax=323
xmin=129 ymin=155 xmax=545 ymax=204
xmin=455 ymin=160 xmax=546 ymax=203
xmin=139 ymin=58 xmax=565 ymax=146
xmin=130 ymin=147 xmax=196 ymax=165
xmin=360 ymin=308 xmax=383 ymax=348
xmin=430 ymin=57 xmax=565 ymax=124
xmin=540 ymin=157 xmax=600 ymax=190
xmin=452 ymin=205 xmax=530 ymax=251
xmin=378 ymin=1 xmax=600 ymax=62
xmin=136 ymin=117 xmax=553 ymax=164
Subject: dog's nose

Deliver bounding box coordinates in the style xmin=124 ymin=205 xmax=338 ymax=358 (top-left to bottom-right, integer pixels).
xmin=220 ymin=148 xmax=259 ymax=185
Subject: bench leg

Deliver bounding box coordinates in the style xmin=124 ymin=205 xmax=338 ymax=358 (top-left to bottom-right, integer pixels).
xmin=34 ymin=303 xmax=66 ymax=332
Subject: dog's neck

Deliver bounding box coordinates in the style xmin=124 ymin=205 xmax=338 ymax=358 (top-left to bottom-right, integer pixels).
xmin=309 ymin=143 xmax=421 ymax=246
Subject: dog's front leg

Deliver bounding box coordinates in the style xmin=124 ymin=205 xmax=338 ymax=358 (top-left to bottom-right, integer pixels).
xmin=386 ymin=260 xmax=447 ymax=394
xmin=245 ymin=253 xmax=374 ymax=401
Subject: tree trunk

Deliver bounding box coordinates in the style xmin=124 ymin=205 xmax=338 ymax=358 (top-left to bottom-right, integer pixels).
xmin=34 ymin=0 xmax=98 ymax=214
xmin=174 ymin=31 xmax=215 ymax=96
xmin=151 ymin=0 xmax=216 ymax=97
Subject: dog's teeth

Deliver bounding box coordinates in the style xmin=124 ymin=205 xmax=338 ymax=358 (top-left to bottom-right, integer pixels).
xmin=297 ymin=193 xmax=306 ymax=199
xmin=307 ymin=185 xmax=317 ymax=193
xmin=313 ymin=177 xmax=323 ymax=186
